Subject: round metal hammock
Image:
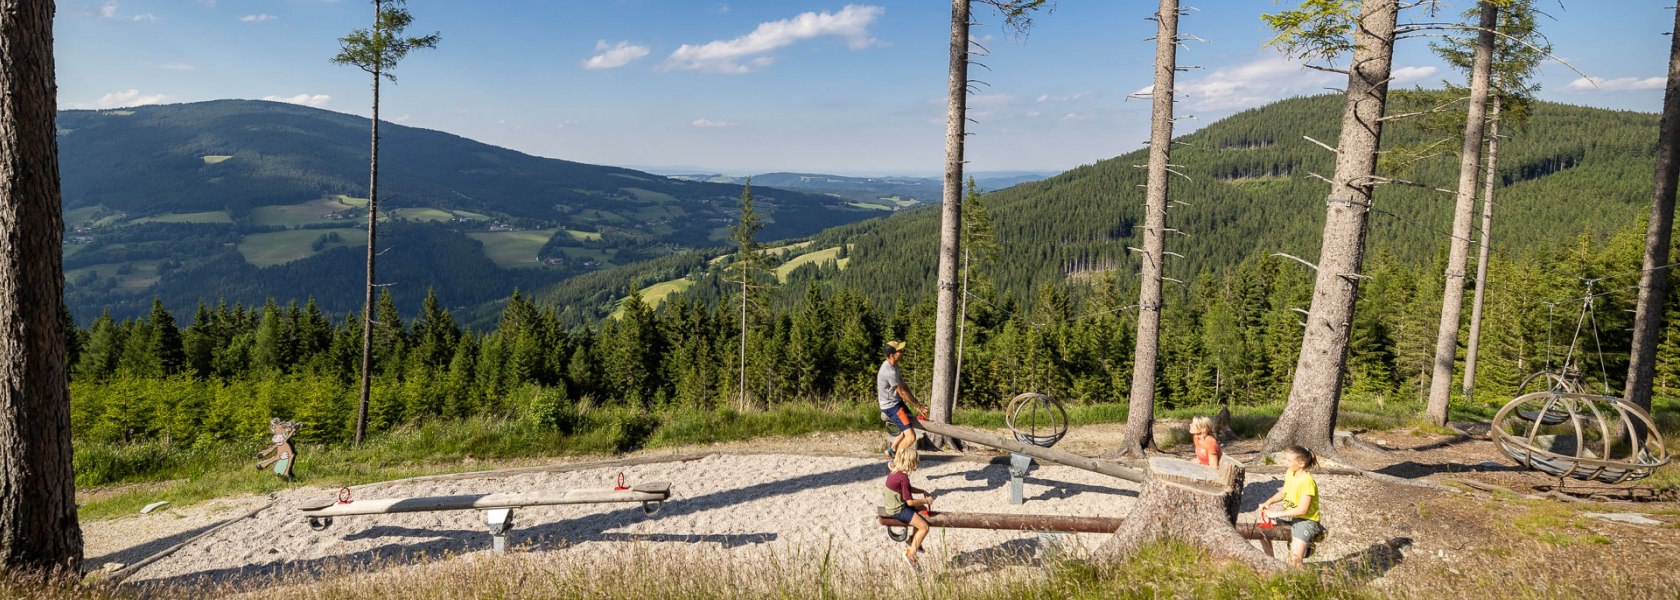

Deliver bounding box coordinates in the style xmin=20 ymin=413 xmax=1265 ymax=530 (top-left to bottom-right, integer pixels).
xmin=1491 ymin=390 xmax=1670 ymax=484
xmin=1005 ymin=392 xmax=1068 ymax=448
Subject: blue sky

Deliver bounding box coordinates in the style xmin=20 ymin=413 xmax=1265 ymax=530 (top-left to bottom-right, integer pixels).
xmin=55 ymin=1 xmax=1677 ymax=176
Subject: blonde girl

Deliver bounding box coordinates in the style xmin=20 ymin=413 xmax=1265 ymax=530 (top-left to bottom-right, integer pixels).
xmin=883 ymin=447 xmax=934 ymax=568
xmin=1189 ymin=416 xmax=1222 ymax=466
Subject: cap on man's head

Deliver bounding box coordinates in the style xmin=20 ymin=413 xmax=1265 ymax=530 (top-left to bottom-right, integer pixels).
xmin=884 ymin=340 xmax=906 ymax=356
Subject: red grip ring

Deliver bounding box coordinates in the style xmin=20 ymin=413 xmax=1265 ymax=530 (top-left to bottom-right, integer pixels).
xmin=337 ymin=487 xmax=352 ymax=504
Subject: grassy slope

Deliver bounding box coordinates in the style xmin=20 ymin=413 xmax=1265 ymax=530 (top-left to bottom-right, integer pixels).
xmin=468 ymin=229 xmax=556 ymax=269
xmin=239 ymin=228 xmax=366 ymax=267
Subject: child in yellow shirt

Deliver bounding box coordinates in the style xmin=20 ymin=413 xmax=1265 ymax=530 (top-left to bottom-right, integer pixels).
xmin=1259 ymin=445 xmax=1323 ymax=567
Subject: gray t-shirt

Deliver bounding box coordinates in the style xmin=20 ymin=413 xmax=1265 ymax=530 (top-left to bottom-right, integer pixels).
xmin=877 ymin=359 xmax=904 ymax=410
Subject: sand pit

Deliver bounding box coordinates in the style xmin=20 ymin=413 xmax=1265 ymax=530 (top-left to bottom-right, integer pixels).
xmin=94 ymin=451 xmax=1392 ymax=589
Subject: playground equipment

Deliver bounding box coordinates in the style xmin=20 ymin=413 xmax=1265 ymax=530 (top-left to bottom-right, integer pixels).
xmin=876 ymin=508 xmax=1298 ymax=543
xmin=1492 ymin=389 xmax=1669 ymax=484
xmin=299 ymin=479 xmax=671 ymax=552
xmin=255 ymin=419 xmax=300 ymax=479
xmin=1003 ymin=393 xmax=1070 ymax=504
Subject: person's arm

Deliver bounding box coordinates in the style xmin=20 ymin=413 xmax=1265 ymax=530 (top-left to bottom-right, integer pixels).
xmin=895 ymin=384 xmax=926 ymax=415
xmin=1272 ymin=493 xmax=1313 ymax=518
xmin=1208 ymin=442 xmax=1223 ymax=466
xmin=1261 ymin=490 xmax=1283 ymax=507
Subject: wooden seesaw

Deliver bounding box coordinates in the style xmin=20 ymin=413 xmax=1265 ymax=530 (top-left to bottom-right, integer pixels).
xmin=887 ymin=414 xmax=1296 ymax=573
xmin=299 ymin=480 xmax=672 ymax=552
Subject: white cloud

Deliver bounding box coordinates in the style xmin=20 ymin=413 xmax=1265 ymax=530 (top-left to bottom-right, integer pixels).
xmin=664 ymin=4 xmax=883 ymax=74
xmin=262 ymin=94 xmax=331 ymax=108
xmin=716 ymin=3 xmax=730 ymax=14
xmin=1391 ymin=65 xmax=1438 ymax=84
xmin=131 ymin=12 xmax=156 ymax=22
xmin=582 ymin=40 xmax=651 ymax=70
xmin=1566 ymin=76 xmax=1665 ymax=92
xmin=692 ymin=118 xmax=739 ymax=128
xmin=100 ymin=2 xmax=119 ymax=18
xmin=390 ymin=114 xmax=412 ymax=123
xmin=1163 ymin=54 xmax=1340 ymax=111
xmin=69 ymin=89 xmax=170 ymax=110
xmin=96 ymin=2 xmax=155 ymax=22
xmin=1036 ymin=91 xmax=1094 ymax=103
xmin=241 ymin=14 xmax=277 ymax=23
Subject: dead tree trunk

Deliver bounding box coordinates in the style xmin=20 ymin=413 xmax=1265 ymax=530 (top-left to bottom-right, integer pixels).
xmin=1425 ymin=2 xmax=1499 ymax=426
xmin=1263 ymin=0 xmax=1398 ymax=456
xmin=1101 ymin=457 xmax=1280 ymax=574
xmin=0 ymin=0 xmax=84 ymax=570
xmin=354 ymin=0 xmax=383 ymax=447
xmin=1462 ymin=95 xmax=1502 ymax=400
xmin=1118 ymin=0 xmax=1182 ymax=458
xmin=929 ymin=0 xmax=971 ymax=446
xmin=1625 ymin=5 xmax=1680 ymax=415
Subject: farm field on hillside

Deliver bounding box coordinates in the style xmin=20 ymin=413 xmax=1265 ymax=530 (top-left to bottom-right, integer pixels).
xmin=469 ymin=229 xmax=557 ymax=269
xmin=239 ymin=227 xmax=365 ymax=267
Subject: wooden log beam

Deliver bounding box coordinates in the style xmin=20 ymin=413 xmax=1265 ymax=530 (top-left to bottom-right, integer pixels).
xmin=910 ymin=419 xmax=1146 ymax=483
xmin=875 ymin=511 xmax=1295 ymax=541
xmin=298 ymin=482 xmax=671 ymax=518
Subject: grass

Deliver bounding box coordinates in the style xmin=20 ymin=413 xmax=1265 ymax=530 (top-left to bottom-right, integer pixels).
xmin=131 ymin=211 xmax=233 ymax=225
xmin=385 ymin=207 xmax=458 ymax=222
xmin=248 ymin=196 xmax=366 ymax=228
xmin=774 ymin=246 xmax=849 ymax=281
xmin=238 ymin=227 xmax=365 ymax=267
xmin=563 ymin=229 xmax=602 ymax=241
xmin=63 ymin=205 xmax=104 ymax=227
xmin=848 ymin=201 xmax=894 ymax=210
xmin=467 ymin=229 xmax=557 ymax=269
xmin=609 ymin=277 xmax=693 ymax=319
xmin=622 ymin=188 xmax=678 ymax=204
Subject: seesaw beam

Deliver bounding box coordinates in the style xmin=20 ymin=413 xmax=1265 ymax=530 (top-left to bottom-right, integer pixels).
xmin=876 ymin=511 xmax=1295 ymax=541
xmin=298 ymin=482 xmax=672 ymax=518
xmin=910 ymin=419 xmax=1146 ymax=483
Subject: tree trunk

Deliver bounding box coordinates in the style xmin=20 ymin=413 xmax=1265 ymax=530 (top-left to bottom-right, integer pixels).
xmin=739 ymin=279 xmax=748 ymax=412
xmin=354 ymin=0 xmax=383 ymax=447
xmin=0 ymin=0 xmax=84 ymax=570
xmin=1263 ymin=0 xmax=1398 ymax=456
xmin=1119 ymin=0 xmax=1181 ymax=458
xmin=1625 ymin=5 xmax=1680 ymax=415
xmin=1463 ymin=95 xmax=1502 ymax=400
xmin=1425 ymin=2 xmax=1499 ymax=426
xmin=1101 ymin=457 xmax=1280 ymax=574
xmin=929 ymin=0 xmax=970 ymax=445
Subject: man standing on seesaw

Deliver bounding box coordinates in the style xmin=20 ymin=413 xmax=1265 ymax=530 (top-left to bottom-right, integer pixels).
xmin=878 ymin=341 xmax=928 ymax=458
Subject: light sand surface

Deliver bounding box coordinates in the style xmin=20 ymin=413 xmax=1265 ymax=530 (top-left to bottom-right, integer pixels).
xmin=96 ymin=451 xmax=1383 ymax=588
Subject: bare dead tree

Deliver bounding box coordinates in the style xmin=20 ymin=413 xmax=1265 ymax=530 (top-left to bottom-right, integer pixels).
xmin=1424 ymin=2 xmax=1498 ymax=425
xmin=0 ymin=0 xmax=83 ymax=570
xmin=1625 ymin=6 xmax=1680 ymax=415
xmin=1462 ymin=93 xmax=1502 ymax=399
xmin=1116 ymin=0 xmax=1184 ymax=458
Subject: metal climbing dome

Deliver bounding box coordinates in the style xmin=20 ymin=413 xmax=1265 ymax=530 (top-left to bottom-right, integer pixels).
xmin=1491 ymin=374 xmax=1670 ymax=484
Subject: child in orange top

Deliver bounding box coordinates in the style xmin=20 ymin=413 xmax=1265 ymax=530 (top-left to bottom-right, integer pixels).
xmin=1190 ymin=416 xmax=1222 ymax=467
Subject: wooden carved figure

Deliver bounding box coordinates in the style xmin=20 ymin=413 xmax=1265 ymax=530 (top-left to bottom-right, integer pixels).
xmin=256 ymin=418 xmax=300 ymax=479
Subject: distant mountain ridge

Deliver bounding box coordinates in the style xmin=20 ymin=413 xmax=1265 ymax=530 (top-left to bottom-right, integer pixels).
xmin=665 ymin=171 xmax=1055 ymax=207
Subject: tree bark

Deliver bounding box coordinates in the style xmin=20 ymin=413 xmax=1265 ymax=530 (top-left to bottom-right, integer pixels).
xmin=1119 ymin=0 xmax=1181 ymax=458
xmin=1463 ymin=95 xmax=1502 ymax=400
xmin=1263 ymin=0 xmax=1397 ymax=456
xmin=0 ymin=0 xmax=83 ymax=570
xmin=1425 ymin=2 xmax=1499 ymax=426
xmin=929 ymin=0 xmax=970 ymax=445
xmin=355 ymin=0 xmax=383 ymax=447
xmin=1625 ymin=5 xmax=1680 ymax=415
xmin=1101 ymin=457 xmax=1280 ymax=574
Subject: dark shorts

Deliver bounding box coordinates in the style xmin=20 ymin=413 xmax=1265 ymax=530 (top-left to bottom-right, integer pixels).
xmin=1277 ymin=517 xmax=1324 ymax=544
xmin=881 ymin=404 xmax=914 ymax=433
xmin=894 ymin=506 xmax=918 ymax=524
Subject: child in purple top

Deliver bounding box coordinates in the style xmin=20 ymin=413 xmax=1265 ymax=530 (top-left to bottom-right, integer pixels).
xmin=883 ymin=447 xmax=933 ymax=569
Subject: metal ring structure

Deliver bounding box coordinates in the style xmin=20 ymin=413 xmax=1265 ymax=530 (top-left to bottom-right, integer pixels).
xmin=1005 ymin=392 xmax=1069 ymax=449
xmin=885 ymin=525 xmax=909 ymax=543
xmin=1491 ymin=391 xmax=1670 ymax=484
xmin=309 ymin=516 xmax=334 ymax=531
xmin=642 ymin=501 xmax=663 ymax=516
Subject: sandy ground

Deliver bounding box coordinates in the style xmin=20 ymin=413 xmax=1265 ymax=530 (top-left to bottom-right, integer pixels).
xmin=80 ymin=420 xmax=1680 ymax=594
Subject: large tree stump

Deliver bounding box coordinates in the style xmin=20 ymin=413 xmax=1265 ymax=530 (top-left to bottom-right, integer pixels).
xmin=1101 ymin=456 xmax=1282 ymax=574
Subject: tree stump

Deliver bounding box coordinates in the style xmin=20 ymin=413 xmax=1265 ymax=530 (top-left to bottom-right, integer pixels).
xmin=1101 ymin=456 xmax=1282 ymax=574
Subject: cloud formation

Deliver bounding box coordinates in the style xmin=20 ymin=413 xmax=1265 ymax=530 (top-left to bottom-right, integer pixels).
xmin=665 ymin=4 xmax=883 ymax=74
xmin=691 ymin=118 xmax=739 ymax=128
xmin=1566 ymin=76 xmax=1665 ymax=92
xmin=69 ymin=89 xmax=170 ymax=110
xmin=98 ymin=2 xmax=155 ymax=21
xmin=263 ymin=94 xmax=331 ymax=108
xmin=1149 ymin=54 xmax=1339 ymax=112
xmin=1391 ymin=65 xmax=1438 ymax=84
xmin=583 ymin=41 xmax=651 ymax=70
xmin=241 ymin=14 xmax=277 ymax=23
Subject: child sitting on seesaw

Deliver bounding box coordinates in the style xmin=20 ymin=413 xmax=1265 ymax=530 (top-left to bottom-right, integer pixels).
xmin=1258 ymin=445 xmax=1324 ymax=568
xmin=1190 ymin=415 xmax=1222 ymax=466
xmin=883 ymin=447 xmax=934 ymax=569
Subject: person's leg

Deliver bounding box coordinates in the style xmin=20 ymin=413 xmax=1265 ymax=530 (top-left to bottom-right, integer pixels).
xmin=894 ymin=429 xmax=916 ymax=455
xmin=908 ymin=513 xmax=930 ymax=560
xmin=1288 ymin=539 xmax=1308 ymax=567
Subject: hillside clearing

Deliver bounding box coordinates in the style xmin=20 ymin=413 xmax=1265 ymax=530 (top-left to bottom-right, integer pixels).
xmin=610 ymin=277 xmax=694 ymax=318
xmin=469 ymin=229 xmax=556 ymax=269
xmin=775 ymin=245 xmax=849 ymax=281
xmin=132 ymin=211 xmax=234 ymax=225
xmin=238 ymin=228 xmax=365 ymax=267
xmin=248 ymin=197 xmax=367 ymax=228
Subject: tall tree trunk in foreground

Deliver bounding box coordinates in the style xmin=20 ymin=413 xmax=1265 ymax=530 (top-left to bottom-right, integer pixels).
xmin=1462 ymin=95 xmax=1502 ymax=400
xmin=1425 ymin=2 xmax=1498 ymax=426
xmin=1117 ymin=0 xmax=1181 ymax=458
xmin=355 ymin=33 xmax=382 ymax=447
xmin=929 ymin=0 xmax=971 ymax=443
xmin=1262 ymin=0 xmax=1398 ymax=456
xmin=0 ymin=0 xmax=83 ymax=570
xmin=1625 ymin=5 xmax=1680 ymax=415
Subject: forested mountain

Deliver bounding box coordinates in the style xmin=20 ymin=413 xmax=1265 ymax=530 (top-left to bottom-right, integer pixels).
xmin=55 ymin=100 xmax=879 ymax=321
xmin=544 ymin=94 xmax=1659 ymax=318
xmin=667 ymin=171 xmax=1054 ymax=208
